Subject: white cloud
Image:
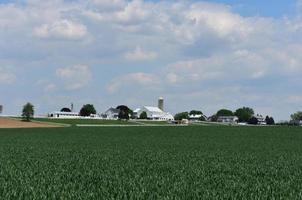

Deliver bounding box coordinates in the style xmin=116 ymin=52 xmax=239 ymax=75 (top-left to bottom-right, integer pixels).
xmin=124 ymin=46 xmax=157 ymax=61
xmin=107 ymin=72 xmax=158 ymax=93
xmin=1 ymin=0 xmax=302 ymax=120
xmin=34 ymin=20 xmax=87 ymax=40
xmin=56 ymin=65 xmax=92 ymax=90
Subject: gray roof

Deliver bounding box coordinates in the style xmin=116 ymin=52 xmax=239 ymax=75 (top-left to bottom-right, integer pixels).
xmin=105 ymin=107 xmax=120 ymax=114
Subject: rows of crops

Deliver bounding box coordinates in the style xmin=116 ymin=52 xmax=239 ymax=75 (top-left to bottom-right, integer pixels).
xmin=0 ymin=126 xmax=302 ymax=199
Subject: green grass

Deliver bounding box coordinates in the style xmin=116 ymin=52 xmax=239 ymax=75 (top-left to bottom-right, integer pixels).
xmin=134 ymin=120 xmax=169 ymax=125
xmin=33 ymin=118 xmax=137 ymax=126
xmin=0 ymin=126 xmax=302 ymax=199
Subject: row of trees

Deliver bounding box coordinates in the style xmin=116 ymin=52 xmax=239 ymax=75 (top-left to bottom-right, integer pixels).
xmin=174 ymin=110 xmax=205 ymax=121
xmin=174 ymin=107 xmax=275 ymax=125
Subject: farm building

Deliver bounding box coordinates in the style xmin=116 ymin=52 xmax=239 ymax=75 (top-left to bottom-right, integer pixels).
xmin=103 ymin=108 xmax=120 ymax=120
xmin=48 ymin=111 xmax=101 ymax=119
xmin=48 ymin=111 xmax=80 ymax=119
xmin=253 ymin=114 xmax=266 ymax=125
xmin=217 ymin=116 xmax=239 ymax=123
xmin=134 ymin=106 xmax=174 ymax=121
xmin=189 ymin=114 xmax=207 ymax=121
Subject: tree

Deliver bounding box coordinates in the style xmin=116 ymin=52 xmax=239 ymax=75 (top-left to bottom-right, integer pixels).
xmin=189 ymin=110 xmax=203 ymax=115
xmin=116 ymin=105 xmax=131 ymax=120
xmin=60 ymin=107 xmax=71 ymax=112
xmin=291 ymin=112 xmax=302 ymax=121
xmin=248 ymin=117 xmax=258 ymax=125
xmin=265 ymin=116 xmax=275 ymax=125
xmin=174 ymin=112 xmax=189 ymax=121
xmin=216 ymin=109 xmax=234 ymax=117
xmin=199 ymin=116 xmax=206 ymax=121
xmin=79 ymin=104 xmax=96 ymax=116
xmin=22 ymin=102 xmax=34 ymax=122
xmin=210 ymin=114 xmax=218 ymax=122
xmin=139 ymin=111 xmax=148 ymax=119
xmin=235 ymin=107 xmax=254 ymax=122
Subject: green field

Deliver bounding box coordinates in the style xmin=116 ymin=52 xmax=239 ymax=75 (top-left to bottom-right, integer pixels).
xmin=32 ymin=118 xmax=172 ymax=126
xmin=0 ymin=126 xmax=302 ymax=199
xmin=33 ymin=118 xmax=138 ymax=126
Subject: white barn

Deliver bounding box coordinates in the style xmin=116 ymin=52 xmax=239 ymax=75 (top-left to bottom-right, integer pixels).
xmin=134 ymin=106 xmax=174 ymax=121
xmin=48 ymin=111 xmax=101 ymax=119
xmin=48 ymin=111 xmax=80 ymax=119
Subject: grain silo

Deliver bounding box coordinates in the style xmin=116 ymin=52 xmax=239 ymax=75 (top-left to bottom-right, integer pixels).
xmin=0 ymin=105 xmax=3 ymax=114
xmin=158 ymin=97 xmax=164 ymax=111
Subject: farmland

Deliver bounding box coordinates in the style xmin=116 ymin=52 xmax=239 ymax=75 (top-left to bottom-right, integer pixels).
xmin=0 ymin=126 xmax=302 ymax=199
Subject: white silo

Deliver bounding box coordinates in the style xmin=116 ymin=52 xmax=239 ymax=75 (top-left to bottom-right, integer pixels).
xmin=158 ymin=97 xmax=164 ymax=111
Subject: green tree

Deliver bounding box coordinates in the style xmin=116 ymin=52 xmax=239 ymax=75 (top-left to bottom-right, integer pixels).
xmin=61 ymin=107 xmax=71 ymax=112
xmin=116 ymin=105 xmax=131 ymax=120
xmin=291 ymin=112 xmax=302 ymax=121
xmin=139 ymin=111 xmax=148 ymax=119
xmin=248 ymin=117 xmax=258 ymax=125
xmin=189 ymin=110 xmax=203 ymax=115
xmin=235 ymin=107 xmax=254 ymax=122
xmin=210 ymin=114 xmax=218 ymax=122
xmin=174 ymin=112 xmax=189 ymax=121
xmin=22 ymin=102 xmax=34 ymax=122
xmin=79 ymin=104 xmax=96 ymax=116
xmin=265 ymin=116 xmax=275 ymax=125
xmin=216 ymin=109 xmax=234 ymax=117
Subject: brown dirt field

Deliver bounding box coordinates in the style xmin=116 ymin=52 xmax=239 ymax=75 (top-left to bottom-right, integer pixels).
xmin=0 ymin=118 xmax=63 ymax=128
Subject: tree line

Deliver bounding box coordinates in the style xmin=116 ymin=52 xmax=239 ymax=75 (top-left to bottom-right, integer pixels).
xmin=174 ymin=107 xmax=275 ymax=125
xmin=20 ymin=102 xmax=302 ymax=125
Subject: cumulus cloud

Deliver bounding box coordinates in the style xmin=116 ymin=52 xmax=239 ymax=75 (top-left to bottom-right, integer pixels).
xmin=1 ymin=0 xmax=302 ymax=119
xmin=56 ymin=65 xmax=92 ymax=90
xmin=107 ymin=72 xmax=158 ymax=93
xmin=124 ymin=46 xmax=157 ymax=61
xmin=34 ymin=20 xmax=87 ymax=40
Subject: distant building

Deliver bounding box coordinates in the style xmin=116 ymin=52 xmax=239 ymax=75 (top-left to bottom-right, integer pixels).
xmin=134 ymin=106 xmax=174 ymax=121
xmin=217 ymin=116 xmax=239 ymax=123
xmin=48 ymin=111 xmax=101 ymax=119
xmin=48 ymin=111 xmax=80 ymax=119
xmin=189 ymin=114 xmax=207 ymax=121
xmin=103 ymin=108 xmax=120 ymax=120
xmin=254 ymin=114 xmax=266 ymax=125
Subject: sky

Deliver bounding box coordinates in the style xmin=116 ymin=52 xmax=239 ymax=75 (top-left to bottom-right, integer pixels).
xmin=0 ymin=0 xmax=302 ymax=121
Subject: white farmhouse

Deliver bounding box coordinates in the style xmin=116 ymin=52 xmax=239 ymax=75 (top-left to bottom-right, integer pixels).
xmin=189 ymin=114 xmax=207 ymax=121
xmin=254 ymin=114 xmax=266 ymax=125
xmin=217 ymin=116 xmax=239 ymax=123
xmin=134 ymin=106 xmax=174 ymax=121
xmin=103 ymin=108 xmax=120 ymax=120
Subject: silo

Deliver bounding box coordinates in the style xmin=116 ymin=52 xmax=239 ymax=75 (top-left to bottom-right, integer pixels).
xmin=0 ymin=105 xmax=3 ymax=114
xmin=158 ymin=97 xmax=164 ymax=111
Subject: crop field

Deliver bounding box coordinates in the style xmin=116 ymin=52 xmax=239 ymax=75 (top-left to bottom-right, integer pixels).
xmin=33 ymin=118 xmax=138 ymax=126
xmin=0 ymin=126 xmax=302 ymax=199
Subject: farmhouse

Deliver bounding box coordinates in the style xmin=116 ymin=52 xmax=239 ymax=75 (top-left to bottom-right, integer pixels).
xmin=189 ymin=114 xmax=207 ymax=121
xmin=103 ymin=108 xmax=120 ymax=120
xmin=217 ymin=116 xmax=239 ymax=123
xmin=254 ymin=114 xmax=266 ymax=125
xmin=134 ymin=106 xmax=174 ymax=121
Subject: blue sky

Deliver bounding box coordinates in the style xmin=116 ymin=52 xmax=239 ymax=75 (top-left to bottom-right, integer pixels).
xmin=0 ymin=0 xmax=302 ymax=120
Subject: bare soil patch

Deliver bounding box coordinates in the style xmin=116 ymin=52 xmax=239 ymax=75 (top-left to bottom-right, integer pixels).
xmin=0 ymin=118 xmax=62 ymax=128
